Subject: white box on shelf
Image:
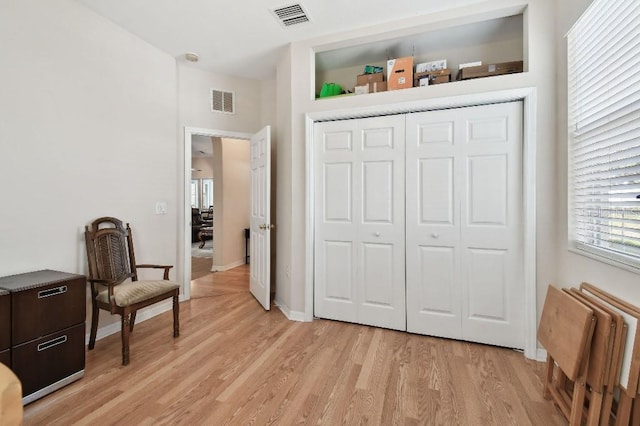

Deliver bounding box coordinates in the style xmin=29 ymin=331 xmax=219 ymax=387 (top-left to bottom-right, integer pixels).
xmin=459 ymin=61 xmax=482 ymax=69
xmin=416 ymin=59 xmax=447 ymax=73
xmin=354 ymin=85 xmax=369 ymax=95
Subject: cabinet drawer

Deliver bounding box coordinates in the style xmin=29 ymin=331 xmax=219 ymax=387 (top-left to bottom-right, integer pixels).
xmin=11 ymin=276 xmax=86 ymax=344
xmin=12 ymin=323 xmax=85 ymax=397
xmin=0 ymin=291 xmax=9 ymax=350
xmin=0 ymin=349 xmax=9 ymax=367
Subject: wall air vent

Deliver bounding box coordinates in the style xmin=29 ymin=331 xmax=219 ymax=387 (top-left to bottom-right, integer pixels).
xmin=271 ymin=4 xmax=311 ymax=28
xmin=211 ymin=89 xmax=235 ymax=114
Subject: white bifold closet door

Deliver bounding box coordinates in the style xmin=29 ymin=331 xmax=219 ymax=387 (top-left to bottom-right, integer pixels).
xmin=405 ymin=102 xmax=524 ymax=349
xmin=314 ymin=115 xmax=406 ymax=331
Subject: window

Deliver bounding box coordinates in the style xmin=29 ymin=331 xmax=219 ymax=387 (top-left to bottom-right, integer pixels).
xmin=191 ymin=179 xmax=199 ymax=208
xmin=567 ymin=0 xmax=640 ymax=270
xmin=202 ymin=178 xmax=214 ymax=210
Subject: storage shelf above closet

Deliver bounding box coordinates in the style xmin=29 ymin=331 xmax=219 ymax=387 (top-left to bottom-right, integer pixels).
xmin=314 ymin=12 xmax=525 ymax=99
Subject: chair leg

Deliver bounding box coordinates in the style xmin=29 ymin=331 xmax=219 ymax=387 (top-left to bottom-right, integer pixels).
xmin=130 ymin=312 xmax=136 ymax=333
xmin=88 ymin=299 xmax=99 ymax=350
xmin=173 ymin=293 xmax=180 ymax=338
xmin=121 ymin=313 xmax=131 ymax=366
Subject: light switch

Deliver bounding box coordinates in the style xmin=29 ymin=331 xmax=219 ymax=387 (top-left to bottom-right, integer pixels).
xmin=155 ymin=201 xmax=167 ymax=215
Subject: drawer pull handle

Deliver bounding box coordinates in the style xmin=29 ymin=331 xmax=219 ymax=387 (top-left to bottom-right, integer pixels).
xmin=37 ymin=335 xmax=67 ymax=352
xmin=38 ymin=285 xmax=67 ymax=299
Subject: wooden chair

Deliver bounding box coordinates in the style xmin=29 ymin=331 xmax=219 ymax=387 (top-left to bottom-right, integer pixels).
xmin=84 ymin=217 xmax=180 ymax=365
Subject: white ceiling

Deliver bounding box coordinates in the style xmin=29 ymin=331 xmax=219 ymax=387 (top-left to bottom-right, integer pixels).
xmin=192 ymin=135 xmax=213 ymax=158
xmin=77 ymin=0 xmax=487 ymax=81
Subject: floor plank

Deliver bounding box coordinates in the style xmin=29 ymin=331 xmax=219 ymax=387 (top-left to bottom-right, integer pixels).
xmin=191 ymin=256 xmax=213 ymax=281
xmin=23 ymin=265 xmax=566 ymax=425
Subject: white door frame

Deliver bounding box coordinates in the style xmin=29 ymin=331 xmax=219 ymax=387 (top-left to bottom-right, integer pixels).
xmin=182 ymin=126 xmax=253 ymax=300
xmin=304 ymin=87 xmax=538 ymax=360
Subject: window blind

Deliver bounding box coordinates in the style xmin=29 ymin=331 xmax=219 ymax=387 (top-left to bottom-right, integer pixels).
xmin=567 ymin=0 xmax=640 ymax=270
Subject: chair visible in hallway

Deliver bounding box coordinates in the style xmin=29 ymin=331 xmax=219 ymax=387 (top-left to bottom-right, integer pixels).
xmin=84 ymin=217 xmax=180 ymax=365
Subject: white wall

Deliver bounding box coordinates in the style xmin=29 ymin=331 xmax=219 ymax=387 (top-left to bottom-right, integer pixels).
xmin=177 ymin=65 xmax=263 ymax=133
xmin=275 ymin=48 xmax=294 ymax=312
xmin=191 ymin=156 xmax=214 ymax=179
xmin=0 ymin=0 xmax=178 ymax=329
xmin=555 ymin=0 xmax=640 ymax=308
xmin=215 ymin=138 xmax=250 ymax=269
xmin=275 ymin=0 xmax=559 ymax=322
xmin=177 ymin=65 xmax=265 ymax=282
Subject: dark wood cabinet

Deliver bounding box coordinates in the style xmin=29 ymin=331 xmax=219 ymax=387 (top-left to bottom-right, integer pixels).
xmin=0 ymin=290 xmax=9 ymax=367
xmin=0 ymin=270 xmax=86 ymax=404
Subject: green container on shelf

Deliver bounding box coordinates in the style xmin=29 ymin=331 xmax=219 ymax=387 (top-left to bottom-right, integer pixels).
xmin=364 ymin=65 xmax=384 ymax=74
xmin=319 ymin=83 xmax=342 ymax=98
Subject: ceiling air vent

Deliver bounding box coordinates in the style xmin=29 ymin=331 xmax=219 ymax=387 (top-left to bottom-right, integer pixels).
xmin=271 ymin=4 xmax=311 ymax=28
xmin=211 ymin=89 xmax=235 ymax=114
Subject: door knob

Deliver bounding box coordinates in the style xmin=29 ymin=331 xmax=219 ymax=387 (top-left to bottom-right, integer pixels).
xmin=431 ymin=233 xmax=439 ymax=239
xmin=374 ymin=232 xmax=381 ymax=237
xmin=259 ymin=224 xmax=266 ymax=230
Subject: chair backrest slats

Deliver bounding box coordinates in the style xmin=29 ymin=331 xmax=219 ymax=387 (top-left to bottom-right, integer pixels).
xmin=85 ymin=217 xmax=137 ymax=284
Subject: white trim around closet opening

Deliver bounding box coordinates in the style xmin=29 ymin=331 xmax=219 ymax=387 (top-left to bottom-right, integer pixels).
xmin=304 ymin=87 xmax=538 ymax=360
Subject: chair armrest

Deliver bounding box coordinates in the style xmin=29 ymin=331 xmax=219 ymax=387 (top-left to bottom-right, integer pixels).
xmin=136 ymin=264 xmax=173 ymax=280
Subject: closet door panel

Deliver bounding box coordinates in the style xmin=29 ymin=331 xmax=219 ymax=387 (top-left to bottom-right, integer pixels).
xmin=467 ymin=155 xmax=508 ymax=227
xmin=407 ymin=245 xmax=461 ymax=337
xmin=362 ymin=161 xmax=393 ymax=223
xmin=314 ymin=122 xmax=358 ymax=323
xmin=419 ymin=158 xmax=454 ymax=224
xmin=466 ymin=248 xmax=508 ymax=321
xmin=358 ymin=116 xmax=406 ymax=331
xmin=407 ymin=102 xmax=524 ymax=350
xmin=314 ymin=115 xmax=405 ymax=330
xmin=406 ymin=111 xmax=461 ymax=336
xmin=361 ymin=242 xmax=394 ymax=305
xmin=323 ymin=163 xmax=352 ymax=222
xmin=460 ymin=102 xmax=524 ymax=349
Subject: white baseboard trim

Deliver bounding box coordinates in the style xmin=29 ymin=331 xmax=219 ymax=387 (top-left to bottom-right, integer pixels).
xmin=85 ymin=300 xmax=173 ymax=345
xmin=211 ymin=259 xmax=246 ymax=272
xmin=536 ymin=348 xmax=547 ymax=362
xmin=274 ymin=298 xmax=306 ymax=322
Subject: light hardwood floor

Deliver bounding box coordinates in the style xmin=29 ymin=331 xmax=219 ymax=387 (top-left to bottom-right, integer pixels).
xmin=24 ymin=265 xmax=565 ymax=425
xmin=191 ymin=255 xmax=213 ymax=281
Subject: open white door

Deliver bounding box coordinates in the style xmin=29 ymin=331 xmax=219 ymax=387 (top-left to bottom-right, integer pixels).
xmin=249 ymin=126 xmax=271 ymax=310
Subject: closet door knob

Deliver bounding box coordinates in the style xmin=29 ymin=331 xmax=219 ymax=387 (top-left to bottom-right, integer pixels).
xmin=431 ymin=233 xmax=439 ymax=239
xmin=374 ymin=232 xmax=381 ymax=237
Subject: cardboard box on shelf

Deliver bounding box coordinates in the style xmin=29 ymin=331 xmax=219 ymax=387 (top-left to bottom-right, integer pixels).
xmin=371 ymin=81 xmax=386 ymax=93
xmin=458 ymin=60 xmax=523 ymax=80
xmin=387 ymin=57 xmax=413 ymax=90
xmin=354 ymin=81 xmax=387 ymax=95
xmin=356 ymin=72 xmax=384 ymax=86
xmin=414 ymin=69 xmax=451 ymax=87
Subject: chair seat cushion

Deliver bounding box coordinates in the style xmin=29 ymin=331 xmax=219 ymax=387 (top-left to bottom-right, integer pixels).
xmin=96 ymin=279 xmax=180 ymax=307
